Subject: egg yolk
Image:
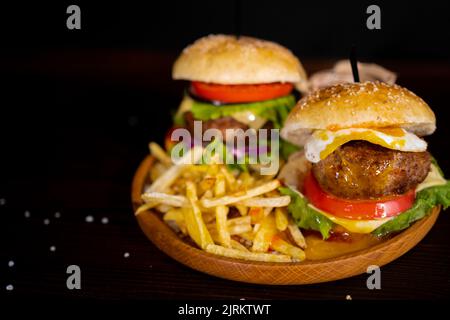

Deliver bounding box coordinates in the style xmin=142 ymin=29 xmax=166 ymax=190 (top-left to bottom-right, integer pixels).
xmin=319 ymin=130 xmax=406 ymax=160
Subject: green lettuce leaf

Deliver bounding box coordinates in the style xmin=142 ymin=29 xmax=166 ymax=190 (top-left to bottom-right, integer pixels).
xmin=372 ymin=181 xmax=450 ymax=237
xmin=279 ymin=186 xmax=334 ymax=239
xmin=190 ymin=94 xmax=296 ymax=129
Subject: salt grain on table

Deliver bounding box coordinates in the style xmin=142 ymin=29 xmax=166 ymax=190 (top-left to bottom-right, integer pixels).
xmin=54 ymin=212 xmax=61 ymax=218
xmin=43 ymin=218 xmax=50 ymax=225
xmin=50 ymin=246 xmax=56 ymax=252
xmin=85 ymin=215 xmax=94 ymax=223
xmin=6 ymin=284 xmax=14 ymax=291
xmin=24 ymin=210 xmax=31 ymax=218
xmin=123 ymin=252 xmax=130 ymax=258
xmin=0 ymin=198 xmax=5 ymax=206
xmin=101 ymin=217 xmax=109 ymax=224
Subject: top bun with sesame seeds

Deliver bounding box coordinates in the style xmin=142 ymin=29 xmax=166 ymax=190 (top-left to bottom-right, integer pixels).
xmin=172 ymin=34 xmax=308 ymax=91
xmin=281 ymin=81 xmax=436 ymax=146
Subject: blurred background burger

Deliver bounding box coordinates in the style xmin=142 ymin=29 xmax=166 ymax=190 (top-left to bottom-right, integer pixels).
xmin=168 ymin=34 xmax=308 ymax=160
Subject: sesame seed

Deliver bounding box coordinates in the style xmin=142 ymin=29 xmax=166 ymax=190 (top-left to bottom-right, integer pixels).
xmin=123 ymin=252 xmax=130 ymax=258
xmin=24 ymin=210 xmax=31 ymax=218
xmin=6 ymin=284 xmax=14 ymax=291
xmin=49 ymin=246 xmax=56 ymax=252
xmin=346 ymin=294 xmax=352 ymax=300
xmin=8 ymin=260 xmax=14 ymax=267
xmin=85 ymin=215 xmax=94 ymax=223
xmin=43 ymin=218 xmax=50 ymax=225
xmin=54 ymin=212 xmax=61 ymax=218
xmin=101 ymin=217 xmax=109 ymax=224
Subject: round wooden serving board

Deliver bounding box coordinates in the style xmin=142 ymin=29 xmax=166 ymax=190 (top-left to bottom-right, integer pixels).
xmin=131 ymin=155 xmax=440 ymax=285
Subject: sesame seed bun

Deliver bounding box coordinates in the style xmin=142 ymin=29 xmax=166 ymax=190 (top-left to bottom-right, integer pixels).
xmin=172 ymin=34 xmax=307 ymax=90
xmin=281 ymin=81 xmax=436 ymax=145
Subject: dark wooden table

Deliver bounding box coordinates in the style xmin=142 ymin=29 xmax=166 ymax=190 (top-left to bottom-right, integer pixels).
xmin=1 ymin=51 xmax=449 ymax=300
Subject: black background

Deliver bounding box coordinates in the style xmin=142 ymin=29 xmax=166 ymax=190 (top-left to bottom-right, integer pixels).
xmin=1 ymin=0 xmax=449 ymax=301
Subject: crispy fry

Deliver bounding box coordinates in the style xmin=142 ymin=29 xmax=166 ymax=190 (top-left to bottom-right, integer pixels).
xmin=135 ymin=202 xmax=158 ymax=216
xmin=141 ymin=192 xmax=188 ymax=207
xmin=206 ymin=244 xmax=291 ymax=262
xmin=237 ymin=196 xmax=290 ymax=207
xmin=271 ymin=235 xmax=306 ymax=261
xmin=148 ymin=164 xmax=185 ymax=193
xmin=275 ymin=208 xmax=289 ymax=231
xmin=252 ymin=214 xmax=277 ymax=253
xmin=227 ymin=216 xmax=251 ymax=226
xmin=149 ymin=142 xmax=173 ymax=166
xmin=184 ymin=182 xmax=213 ymax=249
xmin=215 ymin=205 xmax=231 ymax=247
xmin=288 ymin=222 xmax=307 ymax=249
xmin=228 ymin=224 xmax=252 ymax=235
xmin=214 ymin=173 xmax=226 ymax=197
xmin=200 ymin=180 xmax=280 ymax=208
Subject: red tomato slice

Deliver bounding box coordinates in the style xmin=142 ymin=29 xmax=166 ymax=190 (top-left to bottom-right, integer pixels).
xmin=190 ymin=81 xmax=294 ymax=103
xmin=303 ymin=172 xmax=415 ymax=220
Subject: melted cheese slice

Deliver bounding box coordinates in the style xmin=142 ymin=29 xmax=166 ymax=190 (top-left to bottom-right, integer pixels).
xmin=416 ymin=163 xmax=446 ymax=192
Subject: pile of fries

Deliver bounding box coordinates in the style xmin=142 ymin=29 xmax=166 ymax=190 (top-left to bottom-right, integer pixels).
xmin=136 ymin=142 xmax=306 ymax=262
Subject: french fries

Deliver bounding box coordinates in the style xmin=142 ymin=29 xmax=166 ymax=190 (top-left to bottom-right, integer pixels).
xmin=252 ymin=214 xmax=277 ymax=252
xmin=200 ymin=180 xmax=280 ymax=208
xmin=141 ymin=192 xmax=188 ymax=207
xmin=184 ymin=182 xmax=213 ymax=249
xmin=215 ymin=206 xmax=231 ymax=247
xmin=206 ymin=244 xmax=292 ymax=262
xmin=237 ymin=196 xmax=290 ymax=208
xmin=270 ymin=235 xmax=305 ymax=262
xmin=137 ymin=142 xmax=309 ymax=263
xmin=288 ymin=222 xmax=307 ymax=249
xmin=275 ymin=208 xmax=289 ymax=231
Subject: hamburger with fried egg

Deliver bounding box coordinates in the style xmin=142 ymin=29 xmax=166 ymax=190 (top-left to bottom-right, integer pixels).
xmin=279 ymin=81 xmax=449 ymax=245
